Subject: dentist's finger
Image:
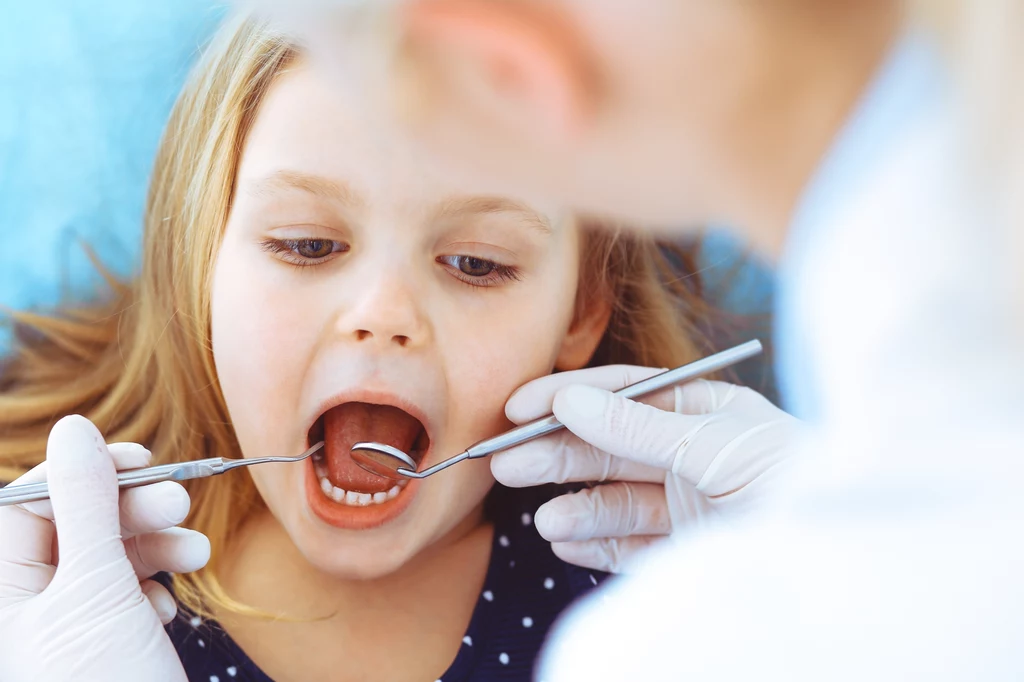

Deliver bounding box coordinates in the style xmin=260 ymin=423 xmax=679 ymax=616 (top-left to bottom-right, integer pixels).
xmin=0 ymin=419 xmax=127 ymax=591
xmin=0 ymin=460 xmax=61 ymax=596
xmin=44 ymin=483 xmax=190 ymax=574
xmin=549 ymin=385 xmax=729 ymax=486
xmin=108 ymin=442 xmax=153 ymax=468
xmin=490 ymin=430 xmax=664 ymax=487
xmin=15 ymin=442 xmax=153 ymax=520
xmin=45 ymin=416 xmax=129 ymax=573
xmin=124 ymin=528 xmax=211 ymax=581
xmin=13 ymin=443 xmax=186 ymax=538
xmin=551 ymin=382 xmax=800 ymax=495
xmin=505 ymin=365 xmax=672 ymax=424
xmin=117 ymin=482 xmax=191 ymax=536
xmin=534 ymin=483 xmax=671 ymax=543
xmin=140 ymin=579 xmax=179 ymax=625
xmin=7 ymin=442 xmax=151 ymax=488
xmin=551 ymin=536 xmax=666 ymax=574
xmin=0 ymin=505 xmax=56 ymax=597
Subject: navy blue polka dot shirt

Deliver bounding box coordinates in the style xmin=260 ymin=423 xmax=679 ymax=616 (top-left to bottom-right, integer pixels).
xmin=160 ymin=484 xmax=608 ymax=681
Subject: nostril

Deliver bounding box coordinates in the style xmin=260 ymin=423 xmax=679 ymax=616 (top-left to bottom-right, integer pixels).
xmin=355 ymin=330 xmax=372 ymax=341
xmin=393 ymin=335 xmax=410 ymax=347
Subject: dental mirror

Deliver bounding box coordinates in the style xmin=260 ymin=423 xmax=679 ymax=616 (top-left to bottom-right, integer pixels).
xmin=349 ymin=442 xmax=418 ymax=478
xmin=350 ymin=339 xmax=763 ymax=481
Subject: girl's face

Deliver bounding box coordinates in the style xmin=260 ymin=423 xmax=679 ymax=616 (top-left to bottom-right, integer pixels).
xmin=210 ymin=63 xmax=606 ymax=579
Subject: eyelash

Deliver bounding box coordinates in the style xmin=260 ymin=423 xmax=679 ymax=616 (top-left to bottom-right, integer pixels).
xmin=437 ymin=255 xmax=522 ymax=288
xmin=260 ymin=238 xmax=522 ymax=287
xmin=260 ymin=238 xmax=348 ymax=267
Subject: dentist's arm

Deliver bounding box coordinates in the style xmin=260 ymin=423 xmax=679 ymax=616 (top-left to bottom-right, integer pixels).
xmin=492 ymin=368 xmax=804 ymax=572
xmin=0 ymin=416 xmax=209 ymax=682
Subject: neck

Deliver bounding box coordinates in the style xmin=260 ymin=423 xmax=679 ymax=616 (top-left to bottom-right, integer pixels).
xmin=212 ymin=505 xmax=492 ymax=679
xmin=221 ymin=504 xmax=490 ymax=616
xmin=723 ymin=1 xmax=900 ymax=258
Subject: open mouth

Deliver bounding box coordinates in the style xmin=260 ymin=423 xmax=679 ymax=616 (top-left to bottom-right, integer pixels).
xmin=307 ymin=402 xmax=431 ymax=508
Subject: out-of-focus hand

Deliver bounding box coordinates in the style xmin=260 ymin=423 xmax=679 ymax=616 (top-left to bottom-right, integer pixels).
xmin=0 ymin=415 xmax=210 ymax=682
xmin=493 ymin=369 xmax=805 ymax=572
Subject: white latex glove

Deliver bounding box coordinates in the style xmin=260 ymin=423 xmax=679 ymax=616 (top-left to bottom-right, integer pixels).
xmin=0 ymin=415 xmax=210 ymax=682
xmin=492 ymin=368 xmax=805 ymax=572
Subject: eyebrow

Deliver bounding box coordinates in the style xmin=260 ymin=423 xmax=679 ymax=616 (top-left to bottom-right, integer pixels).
xmin=243 ymin=169 xmax=361 ymax=206
xmin=436 ymin=196 xmax=553 ymax=235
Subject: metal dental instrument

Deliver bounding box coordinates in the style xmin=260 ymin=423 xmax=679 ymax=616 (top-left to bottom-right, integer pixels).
xmin=0 ymin=441 xmax=325 ymax=507
xmin=351 ymin=339 xmax=763 ymax=480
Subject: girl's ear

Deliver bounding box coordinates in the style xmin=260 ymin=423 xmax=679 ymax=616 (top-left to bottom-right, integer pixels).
xmin=555 ymin=294 xmax=613 ymax=371
xmin=402 ymin=0 xmax=596 ymax=140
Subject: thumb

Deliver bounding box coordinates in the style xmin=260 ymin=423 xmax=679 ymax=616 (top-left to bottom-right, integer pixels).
xmin=46 ymin=415 xmax=127 ymax=569
xmin=551 ymin=384 xmax=719 ymax=487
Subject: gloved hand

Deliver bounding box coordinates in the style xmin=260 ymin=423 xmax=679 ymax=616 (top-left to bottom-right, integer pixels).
xmin=0 ymin=415 xmax=210 ymax=682
xmin=492 ymin=368 xmax=805 ymax=572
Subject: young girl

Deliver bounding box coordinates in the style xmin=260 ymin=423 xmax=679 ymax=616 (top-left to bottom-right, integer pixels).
xmin=0 ymin=12 xmax=707 ymax=682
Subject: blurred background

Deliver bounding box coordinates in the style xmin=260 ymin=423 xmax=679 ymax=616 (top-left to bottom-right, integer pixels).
xmin=0 ymin=1 xmax=223 ymax=318
xmin=0 ymin=0 xmax=778 ymax=399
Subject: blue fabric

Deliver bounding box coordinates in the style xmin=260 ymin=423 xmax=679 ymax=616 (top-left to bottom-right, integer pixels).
xmin=774 ymin=34 xmax=946 ymax=422
xmin=0 ymin=1 xmax=225 ymax=349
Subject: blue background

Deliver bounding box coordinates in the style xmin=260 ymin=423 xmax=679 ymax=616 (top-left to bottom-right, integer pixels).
xmin=0 ymin=1 xmax=225 ymax=318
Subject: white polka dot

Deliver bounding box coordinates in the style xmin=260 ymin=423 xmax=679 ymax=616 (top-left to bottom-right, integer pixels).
xmin=522 ymin=616 xmax=534 ymax=628
xmin=190 ymin=616 xmax=202 ymax=628
xmin=198 ymin=639 xmax=205 ymax=648
xmin=210 ymin=676 xmax=219 ymax=682
xmin=589 ymin=574 xmax=598 ymax=585
xmin=499 ymin=652 xmax=510 ymax=665
xmin=521 ymin=512 xmax=532 ymax=526
xmin=498 ymin=535 xmax=510 ymax=547
xmin=543 ymin=577 xmax=555 ymax=590
xmin=509 ymin=560 xmax=516 ymax=568
xmin=462 ymin=635 xmax=473 ymax=646
xmin=226 ymin=667 xmax=237 ymax=677
xmin=482 ymin=590 xmax=494 ymax=602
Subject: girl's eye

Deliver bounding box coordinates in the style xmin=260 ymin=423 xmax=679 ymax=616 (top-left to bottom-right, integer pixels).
xmin=438 ymin=255 xmax=522 ymax=287
xmin=456 ymin=256 xmax=496 ymax=277
xmin=261 ymin=238 xmax=348 ymax=266
xmin=295 ymin=239 xmax=335 ymax=259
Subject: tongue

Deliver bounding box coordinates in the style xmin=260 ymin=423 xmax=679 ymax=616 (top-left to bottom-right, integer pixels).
xmin=323 ymin=403 xmax=423 ymax=494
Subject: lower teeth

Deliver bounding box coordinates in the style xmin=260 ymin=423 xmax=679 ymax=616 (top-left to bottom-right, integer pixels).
xmin=314 ymin=458 xmax=406 ymax=507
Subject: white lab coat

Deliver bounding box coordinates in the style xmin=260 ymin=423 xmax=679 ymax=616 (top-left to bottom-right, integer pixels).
xmin=538 ymin=31 xmax=1024 ymax=682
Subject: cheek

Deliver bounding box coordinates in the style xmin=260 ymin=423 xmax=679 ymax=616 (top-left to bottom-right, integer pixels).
xmin=438 ymin=272 xmax=579 ymax=445
xmin=210 ymin=238 xmax=321 ymax=457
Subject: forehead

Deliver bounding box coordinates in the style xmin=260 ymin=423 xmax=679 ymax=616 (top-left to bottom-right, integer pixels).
xmin=236 ymin=62 xmax=566 ymax=230
xmin=238 ymin=62 xmax=442 ymax=203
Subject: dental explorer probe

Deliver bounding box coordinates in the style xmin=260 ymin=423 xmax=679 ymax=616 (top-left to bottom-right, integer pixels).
xmin=0 ymin=442 xmax=326 ymax=507
xmin=350 ymin=339 xmax=763 ymax=480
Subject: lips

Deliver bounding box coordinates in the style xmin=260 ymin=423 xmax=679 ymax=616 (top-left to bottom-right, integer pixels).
xmin=309 ymin=401 xmax=431 ymax=494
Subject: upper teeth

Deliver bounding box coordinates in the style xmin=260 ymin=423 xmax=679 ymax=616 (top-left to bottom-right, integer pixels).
xmin=315 ymin=458 xmax=405 ymax=506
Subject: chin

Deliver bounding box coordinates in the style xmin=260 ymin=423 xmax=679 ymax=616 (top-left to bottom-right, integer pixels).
xmin=297 ymin=536 xmax=419 ymax=581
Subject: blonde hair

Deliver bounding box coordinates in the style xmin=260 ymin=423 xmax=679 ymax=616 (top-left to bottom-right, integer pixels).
xmin=0 ymin=13 xmax=706 ymax=619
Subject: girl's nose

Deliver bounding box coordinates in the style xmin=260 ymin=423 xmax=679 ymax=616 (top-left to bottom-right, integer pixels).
xmin=335 ymin=272 xmax=430 ymax=350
